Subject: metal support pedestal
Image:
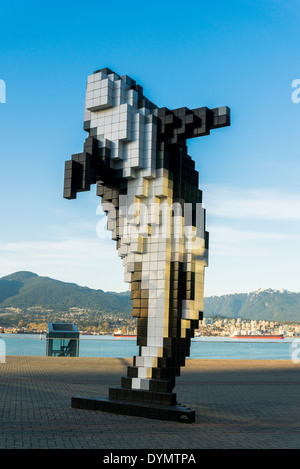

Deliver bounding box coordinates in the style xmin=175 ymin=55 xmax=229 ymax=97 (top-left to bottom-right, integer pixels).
xmin=71 ymin=396 xmax=195 ymax=423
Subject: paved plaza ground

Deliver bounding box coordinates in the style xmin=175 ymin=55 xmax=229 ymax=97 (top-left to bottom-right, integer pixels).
xmin=0 ymin=356 xmax=299 ymax=449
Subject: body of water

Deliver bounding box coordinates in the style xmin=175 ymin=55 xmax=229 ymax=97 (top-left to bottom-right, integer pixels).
xmin=0 ymin=333 xmax=297 ymax=360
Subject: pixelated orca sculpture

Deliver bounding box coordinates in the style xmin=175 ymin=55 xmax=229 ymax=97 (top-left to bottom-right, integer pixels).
xmin=65 ymin=68 xmax=230 ymax=423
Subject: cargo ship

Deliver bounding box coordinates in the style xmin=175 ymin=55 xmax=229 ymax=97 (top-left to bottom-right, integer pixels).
xmin=112 ymin=330 xmax=137 ymax=338
xmin=231 ymin=333 xmax=284 ymax=339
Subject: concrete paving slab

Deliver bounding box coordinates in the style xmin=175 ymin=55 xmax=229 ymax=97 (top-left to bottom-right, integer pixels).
xmin=0 ymin=357 xmax=300 ymax=449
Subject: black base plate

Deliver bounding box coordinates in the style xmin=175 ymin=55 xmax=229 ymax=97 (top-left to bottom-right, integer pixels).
xmin=71 ymin=396 xmax=195 ymax=423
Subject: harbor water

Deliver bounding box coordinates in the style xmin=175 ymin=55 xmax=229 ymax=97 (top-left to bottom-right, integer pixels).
xmin=0 ymin=333 xmax=297 ymax=360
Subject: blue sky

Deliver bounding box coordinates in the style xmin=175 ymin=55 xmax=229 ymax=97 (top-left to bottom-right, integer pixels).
xmin=0 ymin=0 xmax=300 ymax=296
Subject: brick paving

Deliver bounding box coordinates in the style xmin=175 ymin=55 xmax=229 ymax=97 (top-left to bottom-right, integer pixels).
xmin=0 ymin=356 xmax=300 ymax=449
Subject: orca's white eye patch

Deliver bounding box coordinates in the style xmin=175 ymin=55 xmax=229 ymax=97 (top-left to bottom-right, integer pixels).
xmin=86 ymin=75 xmax=114 ymax=111
xmin=84 ymin=70 xmax=158 ymax=181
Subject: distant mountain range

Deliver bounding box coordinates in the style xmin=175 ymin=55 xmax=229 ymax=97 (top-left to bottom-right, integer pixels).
xmin=0 ymin=271 xmax=131 ymax=315
xmin=204 ymin=288 xmax=300 ymax=322
xmin=0 ymin=271 xmax=299 ymax=322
